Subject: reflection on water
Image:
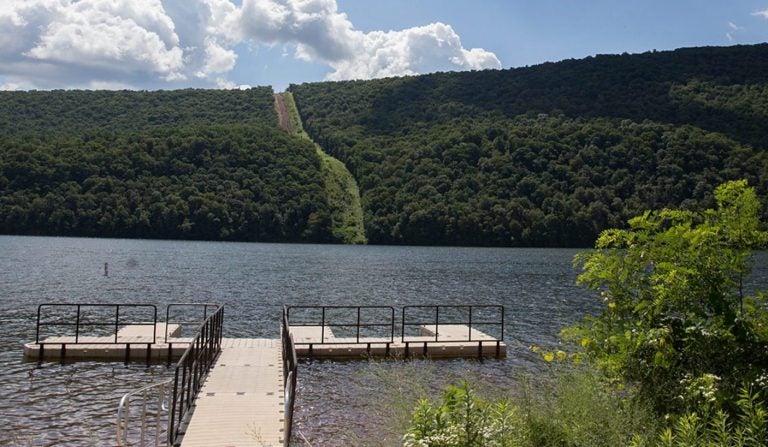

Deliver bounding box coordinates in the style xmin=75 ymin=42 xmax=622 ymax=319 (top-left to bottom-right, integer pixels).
xmin=0 ymin=236 xmax=765 ymax=445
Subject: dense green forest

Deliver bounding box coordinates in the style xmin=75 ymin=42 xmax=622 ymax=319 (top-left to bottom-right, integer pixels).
xmin=291 ymin=44 xmax=768 ymax=246
xmin=0 ymin=88 xmax=338 ymax=242
xmin=2 ymin=45 xmax=768 ymax=245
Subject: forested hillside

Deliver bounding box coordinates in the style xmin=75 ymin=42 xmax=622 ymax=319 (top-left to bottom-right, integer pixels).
xmin=2 ymin=45 xmax=768 ymax=246
xmin=291 ymin=44 xmax=768 ymax=246
xmin=0 ymin=88 xmax=338 ymax=242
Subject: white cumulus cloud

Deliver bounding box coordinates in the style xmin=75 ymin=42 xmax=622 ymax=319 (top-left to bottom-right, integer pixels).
xmin=25 ymin=0 xmax=185 ymax=80
xmin=0 ymin=0 xmax=501 ymax=89
xmin=235 ymin=0 xmax=500 ymax=81
xmin=236 ymin=0 xmax=360 ymax=62
xmin=325 ymin=22 xmax=501 ymax=81
xmin=752 ymin=9 xmax=768 ymax=20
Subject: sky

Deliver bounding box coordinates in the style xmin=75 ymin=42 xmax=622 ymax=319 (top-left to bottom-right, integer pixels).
xmin=1 ymin=0 xmax=768 ymax=92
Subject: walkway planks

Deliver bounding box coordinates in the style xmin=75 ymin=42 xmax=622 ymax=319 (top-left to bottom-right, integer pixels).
xmin=179 ymin=338 xmax=285 ymax=447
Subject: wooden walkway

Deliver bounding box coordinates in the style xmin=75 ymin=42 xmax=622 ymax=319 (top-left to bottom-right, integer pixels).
xmin=179 ymin=338 xmax=285 ymax=447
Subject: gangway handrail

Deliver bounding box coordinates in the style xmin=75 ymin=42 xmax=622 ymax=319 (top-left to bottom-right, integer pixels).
xmin=34 ymin=303 xmax=158 ymax=363
xmin=281 ymin=306 xmax=298 ymax=447
xmin=116 ymin=379 xmax=173 ymax=447
xmin=164 ymin=303 xmax=220 ymax=342
xmin=167 ymin=305 xmax=224 ymax=446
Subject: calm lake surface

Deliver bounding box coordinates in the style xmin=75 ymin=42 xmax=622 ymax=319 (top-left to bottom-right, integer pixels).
xmin=1 ymin=235 xmax=765 ymax=446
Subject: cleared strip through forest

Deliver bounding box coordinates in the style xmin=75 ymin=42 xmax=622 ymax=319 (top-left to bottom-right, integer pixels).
xmin=274 ymin=92 xmax=366 ymax=244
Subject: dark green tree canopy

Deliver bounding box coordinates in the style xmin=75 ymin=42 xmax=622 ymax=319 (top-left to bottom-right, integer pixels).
xmin=0 ymin=88 xmax=339 ymax=242
xmin=291 ymin=44 xmax=768 ymax=246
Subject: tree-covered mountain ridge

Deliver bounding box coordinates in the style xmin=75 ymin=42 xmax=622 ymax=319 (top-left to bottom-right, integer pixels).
xmin=290 ymin=43 xmax=768 ymax=246
xmin=0 ymin=88 xmax=343 ymax=242
xmin=1 ymin=44 xmax=767 ymax=245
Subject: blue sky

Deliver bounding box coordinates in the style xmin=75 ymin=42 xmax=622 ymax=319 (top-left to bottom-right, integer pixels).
xmin=2 ymin=0 xmax=768 ymax=91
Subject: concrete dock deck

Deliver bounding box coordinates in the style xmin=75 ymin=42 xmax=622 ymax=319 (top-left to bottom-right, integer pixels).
xmin=179 ymin=338 xmax=285 ymax=447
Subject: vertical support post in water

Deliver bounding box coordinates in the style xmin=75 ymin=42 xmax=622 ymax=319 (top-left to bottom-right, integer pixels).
xmin=104 ymin=262 xmax=109 ymax=276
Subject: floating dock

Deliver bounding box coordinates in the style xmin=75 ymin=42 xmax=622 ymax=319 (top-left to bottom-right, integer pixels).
xmin=24 ymin=322 xmax=190 ymax=362
xmin=290 ymin=324 xmax=506 ymax=359
xmin=27 ymin=303 xmax=506 ymax=446
xmin=26 ymin=323 xmax=506 ymax=362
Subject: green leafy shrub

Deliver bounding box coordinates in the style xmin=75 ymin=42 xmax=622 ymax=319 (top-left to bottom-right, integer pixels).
xmin=403 ymin=367 xmax=657 ymax=447
xmin=652 ymin=388 xmax=767 ymax=447
xmin=569 ymin=180 xmax=768 ymax=414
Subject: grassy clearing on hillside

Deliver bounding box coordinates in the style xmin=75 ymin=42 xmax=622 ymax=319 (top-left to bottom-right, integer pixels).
xmin=282 ymin=92 xmax=366 ymax=244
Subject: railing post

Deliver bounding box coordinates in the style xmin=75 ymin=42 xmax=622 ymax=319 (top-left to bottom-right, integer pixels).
xmin=170 ymin=367 xmax=179 ymax=444
xmin=75 ymin=304 xmax=81 ymax=343
xmin=321 ymin=307 xmax=326 ymax=343
xmin=401 ymin=307 xmax=406 ymax=342
xmin=165 ymin=305 xmax=172 ymax=343
xmin=500 ymin=305 xmax=505 ymax=341
xmin=35 ymin=305 xmax=43 ymax=343
xmin=434 ymin=306 xmax=439 ymax=342
xmin=115 ymin=305 xmax=120 ymax=343
xmin=468 ymin=306 xmax=473 ymax=341
xmin=356 ymin=307 xmax=361 ymax=343
xmin=390 ymin=307 xmax=395 ymax=343
xmin=152 ymin=305 xmax=157 ymax=344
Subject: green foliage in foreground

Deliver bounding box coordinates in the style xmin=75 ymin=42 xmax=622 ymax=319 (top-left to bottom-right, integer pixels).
xmin=568 ymin=179 xmax=768 ymax=414
xmin=405 ymin=180 xmax=768 ymax=446
xmin=403 ymin=368 xmax=656 ymax=447
xmin=403 ymin=376 xmax=767 ymax=447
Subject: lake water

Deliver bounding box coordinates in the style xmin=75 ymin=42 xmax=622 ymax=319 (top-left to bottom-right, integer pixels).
xmin=0 ymin=236 xmax=765 ymax=446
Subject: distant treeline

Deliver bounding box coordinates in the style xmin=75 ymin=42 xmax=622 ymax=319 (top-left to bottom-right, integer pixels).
xmin=0 ymin=89 xmax=340 ymax=242
xmin=290 ymin=44 xmax=768 ymax=246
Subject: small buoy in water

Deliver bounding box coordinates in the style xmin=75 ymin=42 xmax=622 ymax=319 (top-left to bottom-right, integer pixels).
xmin=104 ymin=262 xmax=109 ymax=276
